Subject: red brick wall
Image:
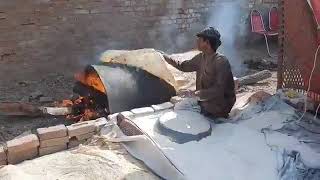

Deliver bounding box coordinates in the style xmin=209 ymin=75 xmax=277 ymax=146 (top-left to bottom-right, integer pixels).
xmin=0 ymin=0 xmax=218 ymax=100
xmin=0 ymin=0 xmax=218 ymax=64
xmin=0 ymin=0 xmax=278 ymax=101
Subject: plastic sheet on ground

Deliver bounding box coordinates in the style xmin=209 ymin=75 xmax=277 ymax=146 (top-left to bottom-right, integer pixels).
xmin=110 ymin=94 xmax=320 ymax=180
xmin=2 ymin=93 xmax=320 ymax=180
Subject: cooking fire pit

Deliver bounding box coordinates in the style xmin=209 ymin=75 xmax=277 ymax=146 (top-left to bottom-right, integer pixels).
xmin=69 ymin=63 xmax=176 ymax=121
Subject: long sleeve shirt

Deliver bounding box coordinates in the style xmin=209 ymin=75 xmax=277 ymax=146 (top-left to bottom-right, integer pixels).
xmin=165 ymin=52 xmax=236 ymax=118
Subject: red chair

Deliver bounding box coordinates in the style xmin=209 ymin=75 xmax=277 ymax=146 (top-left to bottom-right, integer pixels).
xmin=251 ymin=9 xmax=278 ymax=57
xmin=269 ymin=7 xmax=279 ymax=33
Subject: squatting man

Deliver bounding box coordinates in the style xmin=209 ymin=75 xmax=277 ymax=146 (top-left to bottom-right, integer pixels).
xmin=159 ymin=27 xmax=236 ymax=119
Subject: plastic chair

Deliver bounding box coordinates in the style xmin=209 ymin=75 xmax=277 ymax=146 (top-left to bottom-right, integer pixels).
xmin=251 ymin=9 xmax=278 ymax=57
xmin=269 ymin=7 xmax=279 ymax=33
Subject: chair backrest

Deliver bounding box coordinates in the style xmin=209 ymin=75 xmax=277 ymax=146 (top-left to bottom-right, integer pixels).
xmin=251 ymin=10 xmax=266 ymax=33
xmin=269 ymin=7 xmax=279 ymax=31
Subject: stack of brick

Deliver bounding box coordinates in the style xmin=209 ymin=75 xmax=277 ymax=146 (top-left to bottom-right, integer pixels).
xmin=0 ymin=145 xmax=7 ymax=165
xmin=67 ymin=122 xmax=96 ymax=148
xmin=37 ymin=125 xmax=69 ymax=156
xmin=152 ymin=102 xmax=174 ymax=111
xmin=90 ymin=117 xmax=108 ymax=133
xmin=131 ymin=107 xmax=155 ymax=116
xmin=6 ymin=134 xmax=39 ymax=164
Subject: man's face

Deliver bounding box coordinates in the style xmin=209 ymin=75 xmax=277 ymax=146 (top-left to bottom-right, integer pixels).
xmin=196 ymin=37 xmax=209 ymax=51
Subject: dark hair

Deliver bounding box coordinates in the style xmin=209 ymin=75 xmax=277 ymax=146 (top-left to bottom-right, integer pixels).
xmin=197 ymin=27 xmax=222 ymax=51
xmin=202 ymin=36 xmax=222 ymax=51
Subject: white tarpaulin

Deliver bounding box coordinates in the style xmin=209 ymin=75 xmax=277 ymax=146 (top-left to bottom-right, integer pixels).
xmin=112 ymin=94 xmax=320 ymax=180
xmin=2 ymin=93 xmax=320 ymax=180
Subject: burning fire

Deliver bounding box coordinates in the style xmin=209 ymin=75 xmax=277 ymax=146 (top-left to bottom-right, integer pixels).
xmin=56 ymin=70 xmax=109 ymax=122
xmin=58 ymin=96 xmax=106 ymax=122
xmin=75 ymin=71 xmax=106 ymax=94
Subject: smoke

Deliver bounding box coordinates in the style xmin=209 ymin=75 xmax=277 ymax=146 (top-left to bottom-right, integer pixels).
xmin=207 ymin=1 xmax=248 ymax=77
xmin=147 ymin=24 xmax=203 ymax=54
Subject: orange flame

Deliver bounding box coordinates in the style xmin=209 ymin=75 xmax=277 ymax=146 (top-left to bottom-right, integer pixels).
xmin=56 ymin=70 xmax=107 ymax=122
xmin=75 ymin=71 xmax=106 ymax=94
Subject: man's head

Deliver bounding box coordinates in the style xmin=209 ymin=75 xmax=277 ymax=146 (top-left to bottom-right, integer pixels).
xmin=196 ymin=27 xmax=222 ymax=53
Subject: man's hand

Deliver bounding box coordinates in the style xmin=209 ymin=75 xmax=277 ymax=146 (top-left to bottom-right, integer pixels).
xmin=193 ymin=90 xmax=201 ymax=101
xmin=194 ymin=90 xmax=207 ymax=101
xmin=194 ymin=90 xmax=200 ymax=96
xmin=156 ymin=50 xmax=171 ymax=61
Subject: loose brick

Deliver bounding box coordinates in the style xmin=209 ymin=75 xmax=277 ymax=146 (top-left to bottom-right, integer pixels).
xmin=7 ymin=147 xmax=38 ymax=164
xmin=7 ymin=134 xmax=39 ymax=153
xmin=130 ymin=107 xmax=154 ymax=115
xmin=37 ymin=125 xmax=67 ymax=140
xmin=120 ymin=111 xmax=134 ymax=118
xmin=0 ymin=145 xmax=6 ymax=161
xmin=152 ymin=102 xmax=174 ymax=111
xmin=67 ymin=122 xmax=95 ymax=137
xmin=39 ymin=144 xmax=67 ymax=156
xmin=40 ymin=136 xmax=69 ymax=148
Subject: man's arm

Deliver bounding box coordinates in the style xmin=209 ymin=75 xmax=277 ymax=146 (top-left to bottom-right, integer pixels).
xmin=162 ymin=53 xmax=201 ymax=72
xmin=196 ymin=58 xmax=231 ymax=101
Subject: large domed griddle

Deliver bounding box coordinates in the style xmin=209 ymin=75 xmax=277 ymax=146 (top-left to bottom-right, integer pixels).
xmin=156 ymin=110 xmax=212 ymax=144
xmin=82 ymin=63 xmax=176 ymax=114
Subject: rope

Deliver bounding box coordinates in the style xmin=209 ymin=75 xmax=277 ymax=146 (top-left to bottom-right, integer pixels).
xmin=298 ymin=44 xmax=320 ymax=123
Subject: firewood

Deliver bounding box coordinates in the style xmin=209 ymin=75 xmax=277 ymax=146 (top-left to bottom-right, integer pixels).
xmin=0 ymin=102 xmax=42 ymax=117
xmin=238 ymin=70 xmax=272 ymax=86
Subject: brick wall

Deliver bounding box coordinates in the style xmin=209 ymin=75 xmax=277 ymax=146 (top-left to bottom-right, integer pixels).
xmin=0 ymin=0 xmax=277 ymax=101
xmin=0 ymin=0 xmax=217 ymax=63
xmin=0 ymin=0 xmax=278 ymax=64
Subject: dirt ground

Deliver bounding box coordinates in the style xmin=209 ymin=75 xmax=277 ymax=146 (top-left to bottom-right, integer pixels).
xmin=0 ymin=41 xmax=278 ymax=143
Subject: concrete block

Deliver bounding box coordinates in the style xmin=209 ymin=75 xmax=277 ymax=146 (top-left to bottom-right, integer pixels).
xmin=67 ymin=122 xmax=95 ymax=137
xmin=37 ymin=125 xmax=67 ymax=140
xmin=120 ymin=111 xmax=134 ymax=118
xmin=7 ymin=134 xmax=39 ymax=153
xmin=7 ymin=147 xmax=38 ymax=164
xmin=75 ymin=132 xmax=95 ymax=141
xmin=130 ymin=107 xmax=154 ymax=115
xmin=40 ymin=136 xmax=69 ymax=148
xmin=152 ymin=102 xmax=174 ymax=111
xmin=0 ymin=145 xmax=6 ymax=161
xmin=39 ymin=144 xmax=67 ymax=156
